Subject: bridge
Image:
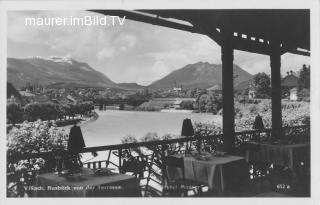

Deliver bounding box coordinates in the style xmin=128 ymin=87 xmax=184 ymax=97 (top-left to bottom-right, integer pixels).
xmin=93 ymin=98 xmax=148 ymax=107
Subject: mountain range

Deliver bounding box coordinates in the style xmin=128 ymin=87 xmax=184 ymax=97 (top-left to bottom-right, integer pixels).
xmin=7 ymin=57 xmax=252 ymax=90
xmin=149 ymin=62 xmax=252 ymax=89
xmin=7 ymin=57 xmax=115 ymax=89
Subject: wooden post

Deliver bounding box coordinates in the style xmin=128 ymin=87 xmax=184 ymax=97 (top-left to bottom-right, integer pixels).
xmin=118 ymin=149 xmax=122 ymax=173
xmin=221 ymin=29 xmax=235 ymax=153
xmin=270 ymin=41 xmax=282 ymax=141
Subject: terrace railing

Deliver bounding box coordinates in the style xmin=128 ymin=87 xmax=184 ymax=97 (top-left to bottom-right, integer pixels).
xmin=7 ymin=125 xmax=309 ymax=197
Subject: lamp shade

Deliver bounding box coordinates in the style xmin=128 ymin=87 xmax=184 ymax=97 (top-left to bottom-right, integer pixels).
xmin=181 ymin=118 xmax=194 ymax=137
xmin=67 ymin=125 xmax=86 ymax=154
xmin=253 ymin=115 xmax=265 ymax=130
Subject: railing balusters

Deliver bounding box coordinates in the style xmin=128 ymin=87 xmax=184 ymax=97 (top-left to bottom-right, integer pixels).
xmin=160 ymin=144 xmax=166 ymax=183
xmin=7 ymin=125 xmax=310 ymax=198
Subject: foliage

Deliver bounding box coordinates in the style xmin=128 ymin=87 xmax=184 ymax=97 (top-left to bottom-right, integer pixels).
xmin=7 ymin=120 xmax=69 ymax=197
xmin=195 ymin=93 xmax=222 ymax=114
xmin=235 ymin=99 xmax=309 ymax=131
xmin=298 ymin=64 xmax=310 ymax=90
xmin=298 ymin=88 xmax=310 ymax=102
xmin=296 ymin=64 xmax=310 ymax=101
xmin=139 ymin=132 xmax=160 ymax=142
xmin=121 ymin=135 xmax=138 ymax=144
xmin=21 ymin=101 xmax=94 ymax=122
xmin=194 ymin=121 xmax=222 ymax=137
xmin=7 ymin=120 xmax=68 ymax=156
xmin=252 ymin=72 xmax=271 ymax=98
xmin=7 ymin=102 xmax=23 ymax=125
xmin=180 ymin=100 xmax=194 ymax=110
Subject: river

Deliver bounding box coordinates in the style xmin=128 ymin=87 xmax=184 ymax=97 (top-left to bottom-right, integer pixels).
xmin=81 ymin=110 xmax=221 ymax=147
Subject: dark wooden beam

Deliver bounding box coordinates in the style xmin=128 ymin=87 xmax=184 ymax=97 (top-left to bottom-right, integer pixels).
xmin=232 ymin=35 xmax=271 ymax=55
xmin=90 ymin=10 xmax=205 ymax=35
xmin=286 ymin=48 xmax=310 ymax=56
xmin=270 ymin=40 xmax=283 ymax=141
xmin=221 ymin=29 xmax=235 ymax=153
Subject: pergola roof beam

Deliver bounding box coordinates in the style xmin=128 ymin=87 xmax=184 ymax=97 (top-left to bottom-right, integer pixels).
xmin=90 ymin=10 xmax=205 ymax=35
xmin=89 ymin=9 xmax=310 ymax=56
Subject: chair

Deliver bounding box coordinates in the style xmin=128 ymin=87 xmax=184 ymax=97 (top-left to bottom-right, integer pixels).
xmin=162 ymin=155 xmax=205 ymax=197
xmin=120 ymin=158 xmax=146 ymax=179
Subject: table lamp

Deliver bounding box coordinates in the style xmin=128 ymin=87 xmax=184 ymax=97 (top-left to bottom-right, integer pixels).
xmin=181 ymin=118 xmax=195 ymax=152
xmin=67 ymin=120 xmax=86 ymax=173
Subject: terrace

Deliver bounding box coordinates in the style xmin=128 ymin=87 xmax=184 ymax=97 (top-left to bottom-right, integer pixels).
xmin=8 ymin=125 xmax=310 ymax=197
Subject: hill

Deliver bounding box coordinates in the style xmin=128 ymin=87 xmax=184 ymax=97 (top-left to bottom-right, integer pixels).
xmin=149 ymin=62 xmax=253 ymax=89
xmin=7 ymin=57 xmax=115 ymax=89
xmin=7 ymin=82 xmax=22 ymax=100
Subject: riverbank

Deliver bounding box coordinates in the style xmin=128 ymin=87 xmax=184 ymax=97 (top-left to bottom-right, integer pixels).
xmin=80 ymin=111 xmax=99 ymax=126
xmin=60 ymin=111 xmax=100 ymax=130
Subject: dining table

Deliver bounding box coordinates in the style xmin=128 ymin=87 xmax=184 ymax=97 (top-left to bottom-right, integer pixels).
xmin=167 ymin=152 xmax=248 ymax=193
xmin=245 ymin=141 xmax=310 ymax=176
xmin=29 ymin=168 xmax=141 ymax=197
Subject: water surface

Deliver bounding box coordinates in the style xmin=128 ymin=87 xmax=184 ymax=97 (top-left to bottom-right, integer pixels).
xmin=81 ymin=110 xmax=221 ymax=147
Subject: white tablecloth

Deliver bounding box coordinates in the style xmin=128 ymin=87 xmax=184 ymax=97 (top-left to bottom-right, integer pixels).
xmin=31 ymin=168 xmax=140 ymax=197
xmin=168 ymin=154 xmax=246 ymax=192
xmin=245 ymin=142 xmax=310 ymax=171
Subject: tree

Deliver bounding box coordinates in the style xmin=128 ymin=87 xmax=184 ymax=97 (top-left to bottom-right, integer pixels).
xmin=252 ymin=72 xmax=271 ymax=98
xmin=197 ymin=94 xmax=210 ymax=112
xmin=58 ymin=104 xmax=71 ymax=120
xmin=298 ymin=64 xmax=310 ymax=90
xmin=7 ymin=102 xmax=22 ymax=125
xmin=41 ymin=102 xmax=58 ymax=121
xmin=180 ymin=101 xmax=194 ymax=110
xmin=24 ymin=102 xmax=42 ymax=121
xmin=68 ymin=104 xmax=78 ymax=119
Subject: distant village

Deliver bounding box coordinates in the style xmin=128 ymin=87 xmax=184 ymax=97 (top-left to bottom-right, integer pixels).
xmin=7 ymin=64 xmax=310 ymax=113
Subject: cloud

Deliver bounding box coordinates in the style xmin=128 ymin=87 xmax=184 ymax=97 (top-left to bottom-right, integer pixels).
xmin=115 ymin=34 xmax=137 ymax=48
xmin=7 ymin=10 xmax=310 ymax=85
xmin=97 ymin=47 xmax=115 ymax=59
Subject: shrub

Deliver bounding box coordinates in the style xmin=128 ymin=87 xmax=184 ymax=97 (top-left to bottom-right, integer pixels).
xmin=7 ymin=102 xmax=23 ymax=125
xmin=7 ymin=120 xmax=68 ymax=196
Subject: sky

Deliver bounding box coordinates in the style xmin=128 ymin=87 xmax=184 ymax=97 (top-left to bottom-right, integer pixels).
xmin=7 ymin=10 xmax=310 ymax=86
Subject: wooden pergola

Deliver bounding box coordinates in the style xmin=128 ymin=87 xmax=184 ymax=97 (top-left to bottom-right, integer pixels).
xmin=91 ymin=9 xmax=310 ymax=153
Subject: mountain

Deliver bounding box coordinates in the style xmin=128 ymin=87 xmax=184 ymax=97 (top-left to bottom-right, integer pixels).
xmin=7 ymin=57 xmax=115 ymax=89
xmin=116 ymin=83 xmax=146 ymax=90
xmin=7 ymin=82 xmax=22 ymax=100
xmin=234 ymin=79 xmax=252 ymax=91
xmin=149 ymin=62 xmax=253 ymax=89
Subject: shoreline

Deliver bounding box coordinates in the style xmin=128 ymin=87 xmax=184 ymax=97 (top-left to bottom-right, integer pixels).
xmin=60 ymin=111 xmax=100 ymax=130
xmin=79 ymin=111 xmax=99 ymax=127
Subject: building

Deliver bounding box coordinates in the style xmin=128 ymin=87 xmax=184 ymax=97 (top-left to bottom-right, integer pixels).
xmin=19 ymin=91 xmax=36 ymax=97
xmin=66 ymin=95 xmax=77 ymax=104
xmin=281 ymin=70 xmax=299 ymax=99
xmin=282 ymin=71 xmax=299 ymax=89
xmin=289 ymin=87 xmax=298 ymax=101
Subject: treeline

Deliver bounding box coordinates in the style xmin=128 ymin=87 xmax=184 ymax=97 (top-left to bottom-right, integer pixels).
xmin=195 ymin=94 xmax=223 ymax=114
xmin=7 ymin=101 xmax=94 ymax=125
xmin=244 ymin=64 xmax=310 ymax=100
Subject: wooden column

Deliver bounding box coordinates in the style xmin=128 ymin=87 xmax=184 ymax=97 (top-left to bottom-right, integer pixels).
xmin=270 ymin=41 xmax=282 ymax=141
xmin=221 ymin=30 xmax=235 ymax=153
